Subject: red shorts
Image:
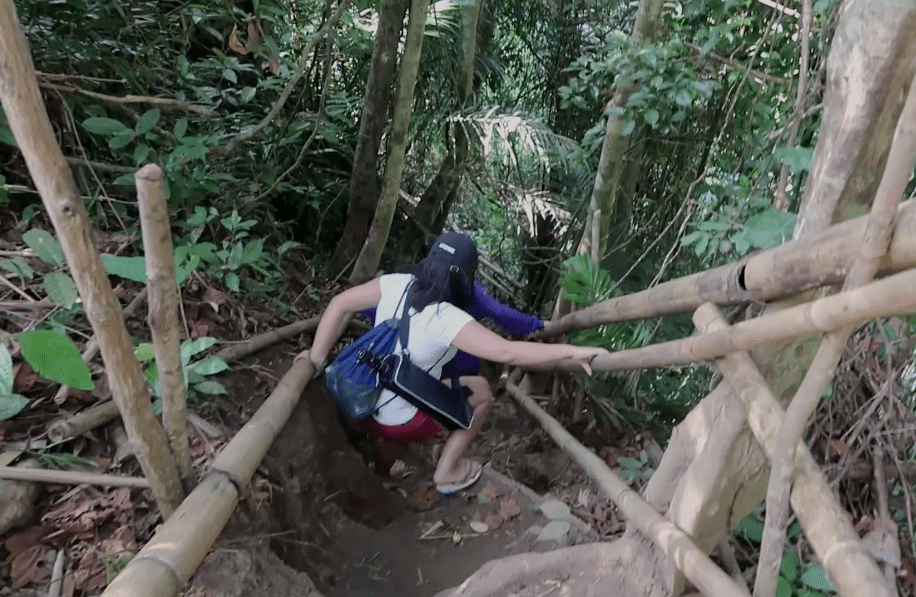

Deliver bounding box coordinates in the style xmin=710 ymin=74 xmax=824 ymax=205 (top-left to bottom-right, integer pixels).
xmin=358 ymin=410 xmax=442 ymax=444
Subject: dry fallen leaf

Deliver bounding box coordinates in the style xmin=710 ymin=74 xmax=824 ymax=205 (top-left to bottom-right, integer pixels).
xmin=481 ymin=483 xmax=503 ymax=499
xmin=203 ymin=287 xmax=227 ymax=312
xmin=11 ymin=546 xmax=48 ymax=588
xmin=228 ymin=29 xmax=249 ymax=55
xmin=861 ymin=517 xmax=901 ymax=568
xmin=484 ymin=513 xmax=504 ymax=531
xmin=407 ymin=485 xmax=437 ymax=511
xmin=469 ymin=521 xmax=489 ymax=533
xmin=825 ymin=438 xmax=849 ymax=461
xmin=247 ymin=20 xmax=262 ymax=48
xmin=498 ymin=497 xmax=522 ymax=521
xmin=268 ymin=55 xmax=280 ymax=75
xmin=576 ymin=488 xmax=591 ymax=509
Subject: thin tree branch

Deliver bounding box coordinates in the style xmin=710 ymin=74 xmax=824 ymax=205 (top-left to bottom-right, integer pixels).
xmin=217 ymin=0 xmax=352 ymax=155
xmin=63 ymin=156 xmax=135 ymax=174
xmin=773 ymin=0 xmax=812 ymax=210
xmin=684 ymin=42 xmax=792 ymax=86
xmin=39 ymin=81 xmax=216 ymax=117
xmin=754 ymin=68 xmax=916 ymax=597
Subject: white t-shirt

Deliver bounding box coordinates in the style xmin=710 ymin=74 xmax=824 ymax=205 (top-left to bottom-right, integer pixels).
xmin=372 ymin=273 xmax=475 ymax=426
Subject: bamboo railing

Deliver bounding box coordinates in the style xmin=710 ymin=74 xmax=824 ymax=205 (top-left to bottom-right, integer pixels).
xmin=543 ymin=199 xmax=916 ymax=337
xmin=100 ymin=360 xmax=315 ymax=597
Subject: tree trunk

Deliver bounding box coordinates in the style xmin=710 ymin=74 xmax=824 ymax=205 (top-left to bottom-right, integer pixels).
xmin=328 ymin=0 xmax=409 ymax=276
xmin=349 ymin=0 xmax=431 ymax=283
xmin=408 ymin=0 xmax=483 ymax=256
xmin=0 ymin=0 xmax=184 ymax=518
xmin=577 ymin=0 xmax=665 ymax=261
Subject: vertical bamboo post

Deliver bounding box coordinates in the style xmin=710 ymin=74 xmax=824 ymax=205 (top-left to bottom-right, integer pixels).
xmin=136 ymin=164 xmax=191 ymax=481
xmin=0 ymin=0 xmax=184 ymax=517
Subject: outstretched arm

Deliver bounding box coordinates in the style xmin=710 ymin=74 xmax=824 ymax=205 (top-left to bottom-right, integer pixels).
xmin=451 ymin=319 xmax=607 ymax=374
xmin=306 ymin=278 xmax=382 ymax=366
xmin=472 ymin=281 xmax=543 ymax=336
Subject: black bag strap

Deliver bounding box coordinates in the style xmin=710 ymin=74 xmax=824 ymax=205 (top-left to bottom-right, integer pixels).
xmin=395 ymin=280 xmax=464 ymax=401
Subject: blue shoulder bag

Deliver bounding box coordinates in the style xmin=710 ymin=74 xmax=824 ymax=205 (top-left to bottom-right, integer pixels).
xmin=323 ymin=286 xmax=411 ymax=421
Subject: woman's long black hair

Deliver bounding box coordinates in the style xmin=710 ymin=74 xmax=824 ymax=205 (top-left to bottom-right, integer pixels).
xmin=409 ymin=257 xmax=474 ymax=312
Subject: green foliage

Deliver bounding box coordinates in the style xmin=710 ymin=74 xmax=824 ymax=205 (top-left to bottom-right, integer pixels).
xmin=17 ymin=330 xmax=94 ymax=391
xmin=617 ymin=450 xmax=655 ymax=482
xmin=558 ymin=254 xmax=617 ymax=306
xmin=22 ymin=229 xmax=65 ymax=267
xmin=735 ymin=507 xmax=835 ymax=596
xmin=135 ymin=337 xmax=229 ymax=410
xmin=0 ymin=344 xmax=29 ymax=421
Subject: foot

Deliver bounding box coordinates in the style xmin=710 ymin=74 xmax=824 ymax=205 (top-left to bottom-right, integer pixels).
xmin=434 ymin=459 xmax=483 ymax=495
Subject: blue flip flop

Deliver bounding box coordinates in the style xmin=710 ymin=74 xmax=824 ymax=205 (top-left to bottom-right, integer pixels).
xmin=436 ymin=460 xmax=483 ymax=496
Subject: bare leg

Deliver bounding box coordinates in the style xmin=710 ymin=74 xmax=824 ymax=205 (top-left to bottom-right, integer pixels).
xmin=433 ymin=376 xmax=494 ymax=485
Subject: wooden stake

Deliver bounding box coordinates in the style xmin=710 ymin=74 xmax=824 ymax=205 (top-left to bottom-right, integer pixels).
xmin=0 ymin=0 xmax=183 ymax=518
xmin=0 ymin=466 xmax=150 ymax=488
xmin=136 ymin=164 xmax=190 ymax=481
xmin=693 ymin=303 xmax=893 ymax=597
xmin=505 ymin=373 xmax=748 ymax=597
xmin=542 ymin=198 xmax=916 ymax=337
xmin=100 ymin=359 xmax=315 ymax=597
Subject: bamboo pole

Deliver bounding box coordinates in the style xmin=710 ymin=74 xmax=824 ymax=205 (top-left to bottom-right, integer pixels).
xmin=101 ymin=359 xmax=315 ymax=597
xmin=54 ymin=288 xmax=148 ymax=404
xmin=505 ymin=374 xmax=749 ymax=597
xmin=0 ymin=467 xmax=150 ymax=488
xmin=756 ymin=68 xmax=916 ymax=597
xmin=542 ymin=198 xmax=916 ymax=337
xmin=137 ymin=164 xmax=191 ymax=481
xmin=693 ymin=303 xmax=894 ymax=597
xmin=0 ymin=0 xmax=184 ymax=518
xmin=213 ymin=315 xmax=370 ymax=362
xmin=534 ymin=265 xmax=916 ymax=374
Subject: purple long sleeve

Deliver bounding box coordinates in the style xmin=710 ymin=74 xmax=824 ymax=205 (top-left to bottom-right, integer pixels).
xmin=361 ymin=281 xmax=542 ymax=336
xmin=470 ymin=281 xmax=543 ymax=336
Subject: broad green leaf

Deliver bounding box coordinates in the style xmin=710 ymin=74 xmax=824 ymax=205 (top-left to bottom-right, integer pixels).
xmin=675 ymin=89 xmax=692 ymax=107
xmin=44 ymin=272 xmax=78 ymax=308
xmin=134 ymin=343 xmax=156 ymax=362
xmin=278 ymin=241 xmax=302 ymax=256
xmin=17 ymin=330 xmax=93 ymax=390
xmin=0 ymin=394 xmax=29 ymax=420
xmin=193 ymin=357 xmax=229 ymax=376
xmin=222 ymin=68 xmax=237 ymax=83
xmin=535 ymin=520 xmax=570 ymax=542
xmin=241 ymin=239 xmax=263 ymax=264
xmin=0 ymin=344 xmax=14 ymax=395
xmin=225 ymin=272 xmax=240 ymax=293
xmin=180 ymin=337 xmax=218 ymax=365
xmin=102 ymin=255 xmax=147 ymax=283
xmin=813 ymin=0 xmax=832 ymax=13
xmin=0 ymin=257 xmax=34 ymax=281
xmin=83 ymin=117 xmax=130 ymax=136
xmin=680 ymin=230 xmax=703 ymax=246
xmin=780 ymin=551 xmax=798 ymax=581
xmin=23 ymin=229 xmax=65 ymax=266
xmin=801 ymin=564 xmax=834 ymax=591
xmin=173 ymin=118 xmax=188 ymax=139
xmin=194 ymin=380 xmax=227 ymax=395
xmin=113 ymin=173 xmax=136 ymax=186
xmin=774 ymin=146 xmax=814 ymax=174
xmin=620 ymin=118 xmax=636 ymax=136
xmin=0 ymin=124 xmax=16 ymax=147
xmin=617 ymin=456 xmax=642 ymax=470
xmin=538 ymin=499 xmax=571 ymax=521
xmin=694 ymin=233 xmax=710 ymax=256
xmin=135 ymin=109 xmax=161 ymax=135
xmin=736 ymin=516 xmax=763 ymax=542
xmin=644 ymin=109 xmax=660 ymax=127
xmin=745 ymin=210 xmax=797 ymax=249
xmin=775 ymin=576 xmax=792 ymax=597
xmin=133 ymin=143 xmax=151 ymax=165
xmin=109 ymin=131 xmax=135 ymax=150
xmin=241 ymin=87 xmax=256 ymax=103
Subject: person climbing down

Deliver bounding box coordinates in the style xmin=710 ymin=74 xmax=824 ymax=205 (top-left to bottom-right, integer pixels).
xmin=360 ymin=270 xmax=546 ymax=379
xmin=297 ymin=232 xmax=609 ymax=494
